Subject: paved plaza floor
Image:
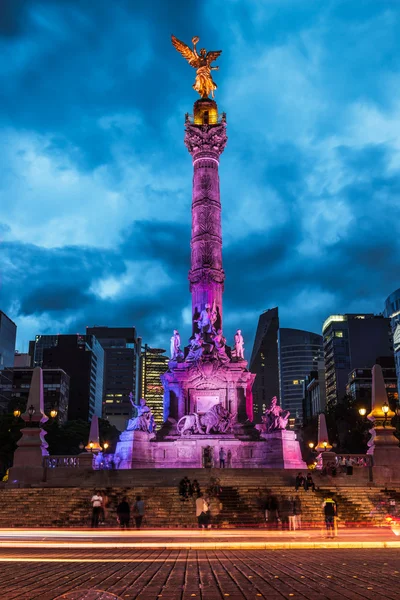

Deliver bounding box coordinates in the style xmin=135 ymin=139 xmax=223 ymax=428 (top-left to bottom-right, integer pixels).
xmin=0 ymin=547 xmax=400 ymax=599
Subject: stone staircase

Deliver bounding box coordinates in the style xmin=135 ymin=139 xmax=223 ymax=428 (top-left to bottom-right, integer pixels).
xmin=0 ymin=478 xmax=396 ymax=529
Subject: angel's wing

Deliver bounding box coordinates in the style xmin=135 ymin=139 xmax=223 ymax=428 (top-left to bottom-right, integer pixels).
xmin=171 ymin=35 xmax=199 ymax=67
xmin=206 ymin=50 xmax=222 ymax=64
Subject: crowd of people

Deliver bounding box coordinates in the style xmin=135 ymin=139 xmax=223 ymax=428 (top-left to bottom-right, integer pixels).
xmin=90 ymin=490 xmax=145 ymax=529
xmin=262 ymin=494 xmax=303 ymax=530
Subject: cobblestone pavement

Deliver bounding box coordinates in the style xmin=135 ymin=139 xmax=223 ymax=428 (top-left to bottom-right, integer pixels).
xmin=0 ymin=548 xmax=400 ymax=600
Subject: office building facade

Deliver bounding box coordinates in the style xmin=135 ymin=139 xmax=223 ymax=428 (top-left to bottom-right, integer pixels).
xmin=249 ymin=308 xmax=280 ymax=420
xmin=41 ymin=334 xmax=104 ymax=421
xmin=323 ymin=314 xmax=393 ymax=406
xmin=140 ymin=346 xmax=168 ymax=427
xmin=0 ymin=312 xmax=17 ymax=370
xmin=384 ymin=288 xmax=400 ymax=392
xmin=0 ymin=367 xmax=70 ymax=423
xmin=278 ymin=328 xmax=324 ymax=422
xmin=86 ymin=326 xmax=141 ymax=431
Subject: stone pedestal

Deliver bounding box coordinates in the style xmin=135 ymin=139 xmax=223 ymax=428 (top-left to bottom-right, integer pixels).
xmin=316 ymin=450 xmax=337 ymax=469
xmin=8 ymin=367 xmax=48 ymax=486
xmin=260 ymin=430 xmax=306 ymax=469
xmin=8 ymin=426 xmax=48 ymax=485
xmin=115 ymin=430 xmax=156 ymax=469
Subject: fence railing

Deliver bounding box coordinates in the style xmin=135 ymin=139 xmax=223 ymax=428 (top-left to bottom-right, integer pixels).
xmin=43 ymin=455 xmax=92 ymax=469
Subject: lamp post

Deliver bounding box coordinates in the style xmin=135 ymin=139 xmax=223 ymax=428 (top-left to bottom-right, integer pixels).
xmin=49 ymin=408 xmax=58 ymax=419
xmin=382 ymin=402 xmax=389 ymax=428
xmin=322 ymin=441 xmax=328 ymax=451
xmin=359 ymin=408 xmax=367 ymax=417
xmin=308 ymin=442 xmax=315 ymax=450
xmin=27 ymin=404 xmax=35 ymax=424
xmin=88 ymin=441 xmax=94 ymax=452
xmin=13 ymin=409 xmax=21 ymax=418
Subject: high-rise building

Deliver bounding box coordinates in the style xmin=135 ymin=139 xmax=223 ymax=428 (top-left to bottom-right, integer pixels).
xmin=303 ymin=361 xmax=326 ymax=423
xmin=86 ymin=326 xmax=141 ymax=431
xmin=30 ymin=334 xmax=59 ymax=367
xmin=0 ymin=311 xmax=17 ymax=370
xmin=0 ymin=367 xmax=70 ymax=423
xmin=278 ymin=328 xmax=324 ymax=422
xmin=384 ymin=288 xmax=400 ymax=392
xmin=250 ymin=308 xmax=323 ymax=422
xmin=41 ymin=334 xmax=104 ymax=421
xmin=249 ymin=308 xmax=280 ymax=420
xmin=140 ymin=345 xmax=168 ymax=427
xmin=322 ymin=314 xmax=393 ymax=406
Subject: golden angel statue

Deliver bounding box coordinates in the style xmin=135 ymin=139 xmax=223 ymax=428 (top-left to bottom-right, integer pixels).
xmin=171 ymin=35 xmax=222 ymax=99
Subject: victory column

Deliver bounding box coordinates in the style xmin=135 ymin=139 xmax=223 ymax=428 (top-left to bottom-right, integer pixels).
xmin=114 ymin=36 xmax=306 ymax=469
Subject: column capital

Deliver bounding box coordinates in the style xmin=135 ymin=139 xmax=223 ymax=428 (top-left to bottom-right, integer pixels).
xmin=184 ymin=122 xmax=227 ymax=159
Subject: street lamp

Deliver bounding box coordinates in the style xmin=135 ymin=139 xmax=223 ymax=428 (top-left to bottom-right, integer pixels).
xmin=27 ymin=404 xmax=35 ymax=423
xmin=13 ymin=409 xmax=21 ymax=418
xmin=49 ymin=409 xmax=58 ymax=419
xmin=359 ymin=408 xmax=367 ymax=417
xmin=88 ymin=441 xmax=94 ymax=452
xmin=322 ymin=441 xmax=328 ymax=451
xmin=79 ymin=442 xmax=85 ymax=451
xmin=103 ymin=442 xmax=109 ymax=451
xmin=308 ymin=442 xmax=315 ymax=449
xmin=382 ymin=402 xmax=389 ymax=428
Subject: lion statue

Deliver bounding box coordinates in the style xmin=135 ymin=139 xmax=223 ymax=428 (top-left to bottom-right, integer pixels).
xmin=177 ymin=403 xmax=235 ymax=436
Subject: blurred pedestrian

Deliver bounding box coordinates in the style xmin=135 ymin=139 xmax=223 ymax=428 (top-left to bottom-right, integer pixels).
xmin=219 ymin=447 xmax=226 ymax=468
xmin=196 ymin=493 xmax=207 ymax=528
xmin=322 ymin=496 xmax=337 ymax=538
xmin=133 ymin=495 xmax=145 ymax=529
xmin=117 ymin=497 xmax=130 ymax=529
xmin=90 ymin=490 xmax=103 ymax=528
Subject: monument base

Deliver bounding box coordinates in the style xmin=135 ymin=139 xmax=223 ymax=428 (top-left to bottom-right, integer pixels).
xmin=115 ymin=432 xmax=287 ymax=469
xmin=260 ymin=430 xmax=306 ymax=469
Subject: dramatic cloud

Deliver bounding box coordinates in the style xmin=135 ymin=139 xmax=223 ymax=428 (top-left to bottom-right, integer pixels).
xmin=1 ymin=0 xmax=400 ymax=355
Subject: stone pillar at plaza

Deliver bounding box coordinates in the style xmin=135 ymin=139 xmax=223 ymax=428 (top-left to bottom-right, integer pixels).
xmin=8 ymin=367 xmax=49 ymax=485
xmin=368 ymin=364 xmax=400 ymax=481
xmin=315 ymin=413 xmax=336 ymax=469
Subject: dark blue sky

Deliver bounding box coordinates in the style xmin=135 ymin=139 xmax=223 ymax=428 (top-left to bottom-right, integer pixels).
xmin=1 ymin=0 xmax=400 ymax=353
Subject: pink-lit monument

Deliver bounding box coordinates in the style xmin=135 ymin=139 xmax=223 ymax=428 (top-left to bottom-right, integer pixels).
xmin=115 ymin=36 xmax=306 ymax=469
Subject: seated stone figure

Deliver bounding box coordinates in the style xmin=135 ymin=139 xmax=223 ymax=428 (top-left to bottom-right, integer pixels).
xmin=211 ymin=329 xmax=230 ymax=365
xmin=262 ymin=396 xmax=290 ymax=433
xmin=186 ymin=333 xmax=204 ymax=363
xmin=127 ymin=397 xmax=156 ymax=433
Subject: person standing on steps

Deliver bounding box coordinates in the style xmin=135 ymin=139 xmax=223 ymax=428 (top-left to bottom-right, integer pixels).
xmin=90 ymin=490 xmax=103 ymax=528
xmin=133 ymin=495 xmax=145 ymax=529
xmin=219 ymin=447 xmax=226 ymax=468
xmin=322 ymin=496 xmax=337 ymax=538
xmin=196 ymin=493 xmax=207 ymax=528
xmin=117 ymin=497 xmax=130 ymax=529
